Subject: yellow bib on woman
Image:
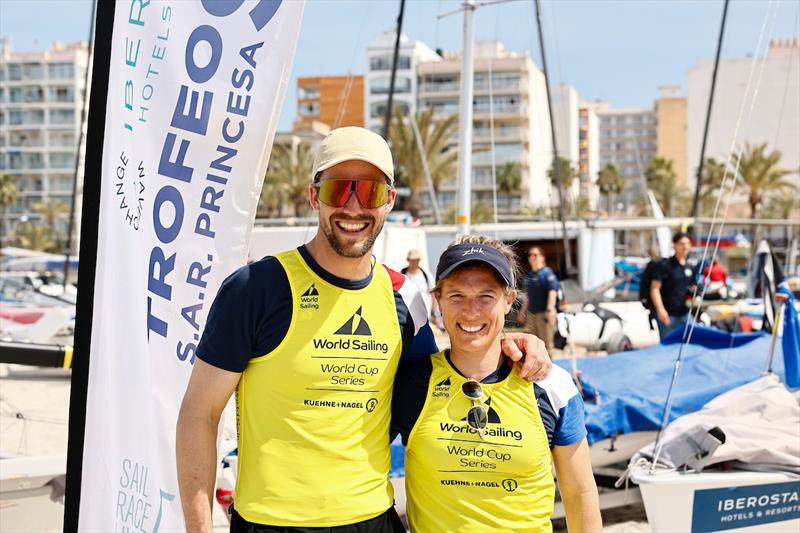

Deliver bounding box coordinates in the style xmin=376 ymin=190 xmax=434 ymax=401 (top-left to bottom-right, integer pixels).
xmin=405 ymin=351 xmax=555 ymax=532
xmin=234 ymin=249 xmax=402 ymax=526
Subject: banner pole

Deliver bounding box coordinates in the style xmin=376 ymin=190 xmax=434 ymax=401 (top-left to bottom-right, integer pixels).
xmin=64 ymin=1 xmax=116 ymax=530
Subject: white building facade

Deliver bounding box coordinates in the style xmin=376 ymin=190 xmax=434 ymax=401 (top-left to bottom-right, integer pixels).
xmin=364 ymin=31 xmax=440 ymax=133
xmin=687 ymin=39 xmax=800 ymax=185
xmin=0 ymin=40 xmax=89 ymax=242
xmin=416 ymin=41 xmax=553 ymax=212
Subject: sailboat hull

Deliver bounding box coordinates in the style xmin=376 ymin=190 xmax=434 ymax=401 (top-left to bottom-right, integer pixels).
xmin=631 ymin=468 xmax=800 ymax=532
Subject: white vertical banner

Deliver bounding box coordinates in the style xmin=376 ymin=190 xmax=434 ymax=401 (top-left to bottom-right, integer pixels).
xmin=79 ymin=1 xmax=304 ymax=530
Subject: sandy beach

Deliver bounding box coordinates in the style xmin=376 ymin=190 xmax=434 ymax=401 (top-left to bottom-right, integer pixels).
xmin=0 ymin=361 xmax=650 ymax=532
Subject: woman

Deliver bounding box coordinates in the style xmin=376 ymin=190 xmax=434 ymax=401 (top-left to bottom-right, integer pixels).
xmin=392 ymin=235 xmax=601 ymax=532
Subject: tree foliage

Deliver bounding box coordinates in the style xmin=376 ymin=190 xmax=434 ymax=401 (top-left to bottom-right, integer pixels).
xmin=734 ymin=143 xmax=795 ymax=218
xmin=596 ymin=163 xmax=622 ymax=214
xmin=260 ymin=142 xmax=316 ymax=218
xmin=389 ymin=107 xmax=458 ymax=216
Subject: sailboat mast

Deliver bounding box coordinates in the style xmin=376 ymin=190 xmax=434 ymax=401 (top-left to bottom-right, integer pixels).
xmin=457 ymin=0 xmax=476 ymax=235
xmin=382 ymin=0 xmax=407 ymax=139
xmin=534 ymin=0 xmax=572 ymax=274
xmin=690 ymin=0 xmax=730 ymax=219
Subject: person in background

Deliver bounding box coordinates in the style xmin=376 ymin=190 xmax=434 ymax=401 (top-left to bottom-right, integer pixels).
xmin=518 ymin=246 xmax=559 ymax=354
xmin=402 ymin=248 xmax=443 ymax=330
xmin=392 ymin=235 xmax=601 ymax=532
xmin=651 ymin=232 xmax=695 ymax=338
xmin=702 ymin=257 xmax=728 ymax=285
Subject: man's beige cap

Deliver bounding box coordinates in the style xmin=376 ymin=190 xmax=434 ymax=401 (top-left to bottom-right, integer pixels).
xmin=407 ymin=248 xmax=422 ymax=260
xmin=312 ymin=127 xmax=394 ymax=183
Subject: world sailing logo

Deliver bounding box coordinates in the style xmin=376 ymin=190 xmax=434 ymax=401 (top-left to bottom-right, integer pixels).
xmin=300 ymin=283 xmax=319 ymax=309
xmin=334 ymin=306 xmax=372 ymax=336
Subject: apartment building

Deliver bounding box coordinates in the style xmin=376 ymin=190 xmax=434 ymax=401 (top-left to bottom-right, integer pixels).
xmin=0 ymin=40 xmax=89 ymax=241
xmin=416 ymin=41 xmax=552 ymax=212
xmin=596 ymin=105 xmax=657 ymax=209
xmin=688 ymin=38 xmax=799 ymax=186
xmin=294 ymin=75 xmax=364 ymax=130
xmin=655 ymin=85 xmax=688 ymax=187
xmin=364 ymin=30 xmax=440 ymax=133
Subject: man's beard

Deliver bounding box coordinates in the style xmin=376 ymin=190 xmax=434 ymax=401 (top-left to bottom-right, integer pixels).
xmin=322 ymin=215 xmax=384 ymax=259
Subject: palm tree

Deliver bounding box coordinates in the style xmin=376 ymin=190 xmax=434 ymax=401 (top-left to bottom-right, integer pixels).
xmin=14 ymin=222 xmax=54 ymax=252
xmin=645 ymin=156 xmax=680 ymax=216
xmin=547 ymin=157 xmax=579 ymax=216
xmin=444 ymin=202 xmax=494 ymax=224
xmin=0 ymin=174 xmax=20 ymax=248
xmin=262 ymin=142 xmax=315 ymax=217
xmin=496 ymin=161 xmax=522 ymax=196
xmin=734 ymin=143 xmax=796 ymax=218
xmin=698 ymin=157 xmax=728 ymax=215
xmin=763 ymin=195 xmax=798 ymax=220
xmin=389 ymin=107 xmax=458 ymax=216
xmin=31 ymin=199 xmax=69 ymax=250
xmin=547 ymin=157 xmax=578 ymax=191
xmin=596 ymin=163 xmax=622 ymax=214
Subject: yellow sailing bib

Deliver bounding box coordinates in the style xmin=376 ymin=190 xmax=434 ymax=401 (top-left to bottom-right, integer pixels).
xmin=234 ymin=249 xmax=402 ymax=526
xmin=405 ymin=351 xmax=555 ymax=532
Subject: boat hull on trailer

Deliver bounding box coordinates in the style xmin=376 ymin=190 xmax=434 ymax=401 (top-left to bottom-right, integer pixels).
xmin=631 ymin=467 xmax=799 ymax=532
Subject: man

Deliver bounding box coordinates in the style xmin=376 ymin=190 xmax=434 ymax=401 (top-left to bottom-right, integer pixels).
xmin=176 ymin=127 xmax=552 ymax=533
xmin=650 ymin=232 xmax=695 ymax=338
xmin=518 ymin=246 xmax=559 ymax=353
xmin=401 ymin=248 xmax=442 ymax=329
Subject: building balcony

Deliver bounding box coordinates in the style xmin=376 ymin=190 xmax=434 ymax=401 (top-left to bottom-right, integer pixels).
xmin=472 ymin=126 xmax=525 ymax=143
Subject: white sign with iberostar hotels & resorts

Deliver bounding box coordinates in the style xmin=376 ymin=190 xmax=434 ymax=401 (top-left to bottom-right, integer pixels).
xmin=79 ymin=1 xmax=304 ymax=530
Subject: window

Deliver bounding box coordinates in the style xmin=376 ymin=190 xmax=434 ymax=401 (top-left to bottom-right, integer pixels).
xmin=9 ymin=109 xmax=45 ymax=125
xmin=10 ymin=131 xmax=44 ymax=147
xmin=369 ymin=55 xmax=411 ymax=71
xmin=8 ymin=64 xmax=23 ymax=80
xmin=50 ymin=153 xmax=76 ymax=169
xmin=298 ymin=101 xmax=319 ymax=117
xmin=370 ymin=76 xmax=411 ymax=95
xmin=369 ymin=101 xmax=409 ymax=118
xmin=474 ymin=95 xmax=519 ymax=113
xmin=49 ymin=131 xmax=76 ymax=147
xmin=48 ymin=62 xmax=75 ymax=79
xmin=49 ymin=174 xmax=74 ymax=193
xmin=425 ymin=99 xmax=458 ymax=114
xmin=49 ymin=109 xmax=75 ymax=125
xmin=12 ymin=86 xmax=44 ymax=102
xmin=21 ymin=62 xmax=45 ymax=80
xmin=475 ymin=72 xmax=520 ymax=90
xmin=48 ymin=86 xmax=74 ymax=102
xmin=298 ymin=85 xmax=320 ymax=99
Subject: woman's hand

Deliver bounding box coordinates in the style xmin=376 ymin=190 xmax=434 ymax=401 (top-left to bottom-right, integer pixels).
xmin=500 ymin=333 xmax=551 ymax=381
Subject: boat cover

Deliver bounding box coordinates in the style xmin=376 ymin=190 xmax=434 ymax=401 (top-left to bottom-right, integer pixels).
xmin=633 ymin=374 xmax=800 ymax=472
xmin=554 ymin=326 xmax=792 ymax=445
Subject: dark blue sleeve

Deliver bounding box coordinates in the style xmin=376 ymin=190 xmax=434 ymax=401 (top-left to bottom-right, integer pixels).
xmin=196 ymin=257 xmax=291 ymax=372
xmin=391 ymin=357 xmax=433 ymax=445
xmin=405 ymin=323 xmax=438 ymax=362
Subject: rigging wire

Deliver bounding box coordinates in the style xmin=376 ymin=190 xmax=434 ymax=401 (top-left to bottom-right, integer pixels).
xmin=63 ymin=0 xmax=97 ymax=289
xmin=334 ymin=0 xmax=374 ymax=128
xmin=650 ymin=0 xmax=780 ymax=471
xmin=489 ymin=2 xmax=501 ymax=236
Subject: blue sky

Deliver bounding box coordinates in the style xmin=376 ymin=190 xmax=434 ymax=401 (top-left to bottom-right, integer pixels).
xmin=2 ymin=0 xmax=798 ymax=131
